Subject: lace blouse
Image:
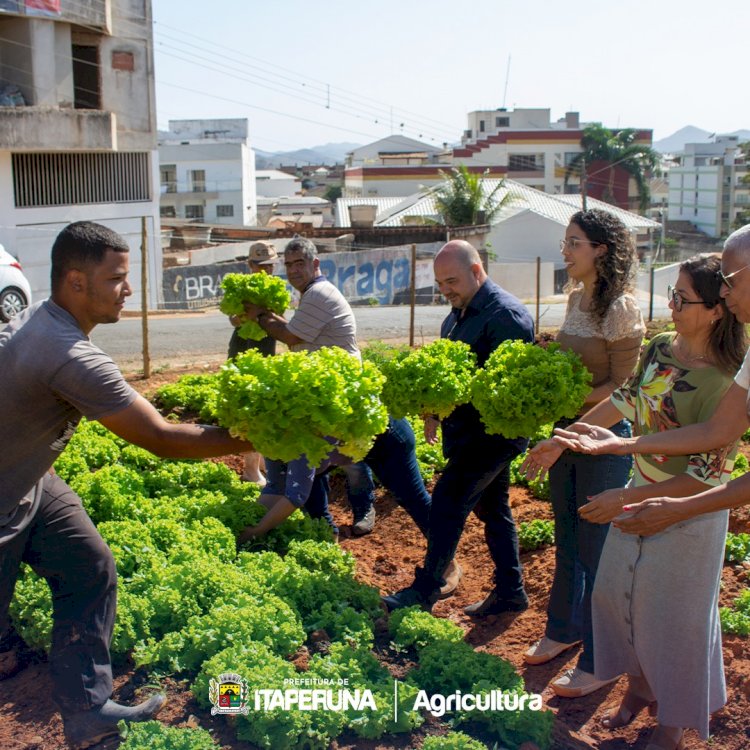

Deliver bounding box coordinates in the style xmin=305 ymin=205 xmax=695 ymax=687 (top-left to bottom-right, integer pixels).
xmin=556 ymin=287 xmax=646 ymax=391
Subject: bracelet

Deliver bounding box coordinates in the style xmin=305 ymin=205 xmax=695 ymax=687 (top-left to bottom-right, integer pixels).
xmin=619 ymin=488 xmax=626 ymax=507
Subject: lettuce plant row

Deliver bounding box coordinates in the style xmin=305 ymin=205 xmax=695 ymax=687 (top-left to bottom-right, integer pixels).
xmin=7 ymin=418 xmax=553 ymax=749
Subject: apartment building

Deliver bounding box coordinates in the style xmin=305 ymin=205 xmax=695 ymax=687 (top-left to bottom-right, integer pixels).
xmin=668 ymin=136 xmax=750 ymax=237
xmin=457 ymin=107 xmax=654 ymax=212
xmin=0 ymin=0 xmax=162 ymax=307
xmin=158 ymin=118 xmax=257 ymax=226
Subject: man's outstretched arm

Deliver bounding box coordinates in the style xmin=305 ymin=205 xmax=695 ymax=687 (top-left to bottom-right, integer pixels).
xmin=99 ymin=394 xmax=253 ymax=459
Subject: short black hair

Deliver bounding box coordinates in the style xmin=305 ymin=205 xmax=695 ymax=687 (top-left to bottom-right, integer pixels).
xmin=50 ymin=221 xmax=130 ymax=292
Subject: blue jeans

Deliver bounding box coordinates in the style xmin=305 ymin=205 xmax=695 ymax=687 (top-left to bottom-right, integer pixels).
xmin=307 ymin=418 xmax=431 ymax=535
xmin=364 ymin=417 xmax=431 ymax=535
xmin=546 ymin=418 xmax=633 ymax=673
xmin=341 ymin=462 xmax=375 ymax=520
xmin=413 ymin=436 xmax=526 ymax=599
xmin=307 ymin=473 xmax=338 ymax=534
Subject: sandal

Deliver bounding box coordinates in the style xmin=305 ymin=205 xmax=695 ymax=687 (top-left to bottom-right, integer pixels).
xmin=645 ymin=726 xmax=685 ymax=750
xmin=602 ymin=688 xmax=657 ymax=729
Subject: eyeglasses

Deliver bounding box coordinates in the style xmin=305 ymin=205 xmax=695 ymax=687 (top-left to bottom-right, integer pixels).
xmin=717 ymin=264 xmax=750 ymax=290
xmin=667 ymin=285 xmax=708 ymax=312
xmin=559 ymin=238 xmax=600 ymax=251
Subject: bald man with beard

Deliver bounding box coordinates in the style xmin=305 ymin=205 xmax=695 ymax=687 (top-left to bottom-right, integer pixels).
xmin=383 ymin=240 xmax=535 ymax=616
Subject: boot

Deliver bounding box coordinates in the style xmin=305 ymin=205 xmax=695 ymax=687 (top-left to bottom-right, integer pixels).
xmin=63 ymin=695 xmax=166 ymax=749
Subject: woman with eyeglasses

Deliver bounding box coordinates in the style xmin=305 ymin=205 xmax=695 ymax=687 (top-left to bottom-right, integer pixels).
xmin=521 ymin=208 xmax=645 ymax=697
xmin=539 ymin=254 xmax=747 ymax=749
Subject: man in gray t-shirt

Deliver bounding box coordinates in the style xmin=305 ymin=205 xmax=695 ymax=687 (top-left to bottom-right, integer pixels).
xmin=0 ymin=222 xmax=254 ymax=749
xmin=241 ymin=237 xmax=376 ymax=536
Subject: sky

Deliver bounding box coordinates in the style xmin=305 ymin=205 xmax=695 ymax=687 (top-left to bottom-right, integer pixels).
xmin=150 ymin=0 xmax=750 ymax=153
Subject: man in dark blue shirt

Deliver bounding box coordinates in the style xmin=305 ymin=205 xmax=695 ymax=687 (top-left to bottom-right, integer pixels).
xmin=383 ymin=240 xmax=534 ymax=615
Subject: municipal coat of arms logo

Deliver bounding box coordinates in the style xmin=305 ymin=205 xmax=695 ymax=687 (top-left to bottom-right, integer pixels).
xmin=209 ymin=672 xmax=250 ymax=715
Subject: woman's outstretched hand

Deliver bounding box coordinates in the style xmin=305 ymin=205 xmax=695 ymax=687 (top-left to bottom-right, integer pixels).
xmin=552 ymin=423 xmax=629 ymax=456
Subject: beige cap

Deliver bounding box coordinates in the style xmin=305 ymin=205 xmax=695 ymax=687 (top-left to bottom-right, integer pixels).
xmin=248 ymin=241 xmax=279 ymax=265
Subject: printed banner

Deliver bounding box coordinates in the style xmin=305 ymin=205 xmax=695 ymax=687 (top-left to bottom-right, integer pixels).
xmin=161 ymin=247 xmax=436 ymax=310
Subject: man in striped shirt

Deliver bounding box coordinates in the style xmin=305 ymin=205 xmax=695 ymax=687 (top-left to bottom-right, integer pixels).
xmin=243 ymin=237 xmax=376 ymax=535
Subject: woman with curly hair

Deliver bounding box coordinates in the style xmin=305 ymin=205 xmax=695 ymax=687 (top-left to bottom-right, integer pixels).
xmin=521 ymin=209 xmax=645 ymax=697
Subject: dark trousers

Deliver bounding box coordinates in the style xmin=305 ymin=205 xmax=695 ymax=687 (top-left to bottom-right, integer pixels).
xmin=307 ymin=474 xmax=338 ymax=533
xmin=414 ymin=438 xmax=525 ymax=599
xmin=364 ymin=417 xmax=431 ymax=535
xmin=0 ymin=473 xmax=116 ymax=715
xmin=309 ymin=418 xmax=431 ymax=535
xmin=546 ymin=419 xmax=633 ymax=673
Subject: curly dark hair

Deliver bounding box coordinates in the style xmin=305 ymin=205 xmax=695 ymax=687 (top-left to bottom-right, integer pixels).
xmin=680 ymin=254 xmax=747 ymax=376
xmin=567 ymin=209 xmax=638 ymax=322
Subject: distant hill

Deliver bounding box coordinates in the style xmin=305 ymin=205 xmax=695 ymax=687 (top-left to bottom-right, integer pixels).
xmin=654 ymin=126 xmax=750 ymax=154
xmin=255 ymin=142 xmax=361 ymax=168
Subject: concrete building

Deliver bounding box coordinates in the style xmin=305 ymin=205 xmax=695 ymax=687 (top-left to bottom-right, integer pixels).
xmin=343 ymin=135 xmax=459 ymax=198
xmin=344 ymin=110 xmax=653 ymax=209
xmin=256 ymin=196 xmax=333 ymax=228
xmin=158 ymin=118 xmax=257 ymax=226
xmin=255 ymin=169 xmax=301 ymax=198
xmin=455 ymin=108 xmax=654 ymax=211
xmin=0 ymin=0 xmax=162 ymax=308
xmin=668 ymin=136 xmax=750 ymax=237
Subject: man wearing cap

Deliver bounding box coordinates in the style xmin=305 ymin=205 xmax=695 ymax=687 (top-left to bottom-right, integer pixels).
xmin=242 ymin=236 xmax=377 ymax=536
xmin=225 ymin=240 xmax=280 ymax=486
xmin=226 ymin=240 xmax=279 ymax=360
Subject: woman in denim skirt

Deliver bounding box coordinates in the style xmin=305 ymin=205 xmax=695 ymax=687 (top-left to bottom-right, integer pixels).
xmin=521 ymin=209 xmax=645 ymax=697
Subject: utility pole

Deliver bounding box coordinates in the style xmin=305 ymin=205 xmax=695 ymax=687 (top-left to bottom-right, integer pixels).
xmin=581 ymin=156 xmax=588 ymax=211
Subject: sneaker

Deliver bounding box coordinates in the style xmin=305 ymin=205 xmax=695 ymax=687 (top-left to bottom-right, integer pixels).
xmin=524 ymin=636 xmax=581 ymax=665
xmin=382 ymin=586 xmax=435 ymax=613
xmin=551 ymin=667 xmax=618 ymax=698
xmin=438 ymin=560 xmax=463 ymax=599
xmin=352 ymin=506 xmax=376 ymax=536
xmin=63 ymin=695 xmax=166 ymax=749
xmin=463 ymin=589 xmax=529 ymax=617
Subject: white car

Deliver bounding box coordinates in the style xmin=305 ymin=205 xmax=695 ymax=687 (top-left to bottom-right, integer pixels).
xmin=0 ymin=244 xmax=32 ymax=323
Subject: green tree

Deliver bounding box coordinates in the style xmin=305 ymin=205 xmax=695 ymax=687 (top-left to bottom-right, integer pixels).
xmin=432 ymin=165 xmax=510 ymax=226
xmin=324 ymin=184 xmax=343 ymax=203
xmin=564 ymin=123 xmax=660 ymax=213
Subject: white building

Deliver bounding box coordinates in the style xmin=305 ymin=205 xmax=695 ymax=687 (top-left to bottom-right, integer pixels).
xmin=0 ymin=0 xmax=162 ymax=308
xmin=255 ymin=169 xmax=301 ymax=198
xmin=346 ymin=135 xmax=444 ymax=168
xmin=456 ymin=108 xmax=654 ymax=211
xmin=159 ymin=118 xmax=257 ymax=226
xmin=668 ymin=137 xmax=750 ymax=237
xmin=257 ymin=196 xmax=333 ymax=228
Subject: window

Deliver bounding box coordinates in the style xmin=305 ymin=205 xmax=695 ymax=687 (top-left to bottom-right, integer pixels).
xmin=160 ymin=165 xmax=176 ymax=193
xmin=12 ymin=152 xmax=151 ymax=207
xmin=564 ymin=152 xmax=580 ymax=167
xmin=190 ymin=170 xmax=206 ymax=192
xmin=216 ymin=204 xmax=234 ymax=217
xmin=72 ymin=44 xmax=100 ymax=109
xmin=185 ymin=205 xmax=204 ymax=221
xmin=508 ymin=154 xmax=544 ymax=171
xmin=160 ymin=206 xmax=176 ymax=217
xmin=495 ymin=116 xmax=510 ymax=127
xmin=479 ymin=120 xmax=485 ymax=133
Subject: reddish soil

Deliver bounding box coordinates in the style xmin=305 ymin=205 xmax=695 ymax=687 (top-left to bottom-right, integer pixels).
xmin=1 ymin=367 xmax=749 ymax=750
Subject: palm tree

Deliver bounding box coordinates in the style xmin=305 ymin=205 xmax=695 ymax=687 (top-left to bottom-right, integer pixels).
xmin=432 ymin=165 xmax=510 ymax=226
xmin=564 ymin=123 xmax=659 ymax=213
